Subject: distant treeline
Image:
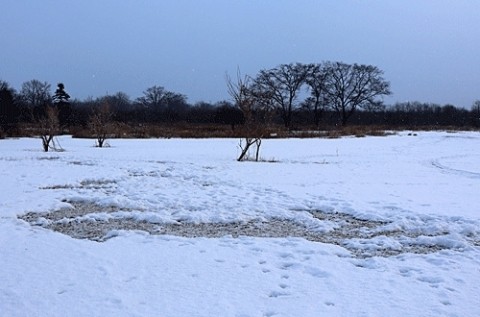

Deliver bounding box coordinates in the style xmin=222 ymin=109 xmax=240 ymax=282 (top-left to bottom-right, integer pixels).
xmin=1 ymin=76 xmax=480 ymax=138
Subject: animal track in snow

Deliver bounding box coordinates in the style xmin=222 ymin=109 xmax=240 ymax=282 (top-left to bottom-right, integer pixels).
xmin=268 ymin=290 xmax=290 ymax=298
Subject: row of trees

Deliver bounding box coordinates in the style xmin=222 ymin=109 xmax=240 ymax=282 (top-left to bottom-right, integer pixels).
xmin=0 ymin=80 xmax=242 ymax=128
xmin=1 ymin=61 xmax=480 ymax=155
xmin=225 ymin=62 xmax=479 ymax=160
xmin=225 ymin=61 xmax=392 ymax=160
xmin=250 ymin=62 xmax=392 ymax=128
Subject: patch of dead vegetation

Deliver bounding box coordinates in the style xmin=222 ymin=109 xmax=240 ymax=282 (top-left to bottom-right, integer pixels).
xmin=40 ymin=179 xmax=117 ymax=190
xmin=69 ymin=123 xmax=401 ymax=139
xmin=18 ymin=201 xmax=474 ymax=258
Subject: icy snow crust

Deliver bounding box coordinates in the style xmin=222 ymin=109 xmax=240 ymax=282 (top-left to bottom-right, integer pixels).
xmin=1 ymin=131 xmax=480 ymax=316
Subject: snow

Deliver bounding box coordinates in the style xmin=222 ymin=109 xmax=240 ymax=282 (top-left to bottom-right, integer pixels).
xmin=1 ymin=131 xmax=479 ymax=316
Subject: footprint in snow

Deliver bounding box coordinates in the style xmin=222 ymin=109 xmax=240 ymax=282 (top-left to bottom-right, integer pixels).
xmin=304 ymin=266 xmax=330 ymax=278
xmin=269 ymin=290 xmax=290 ymax=298
xmin=416 ymin=275 xmax=444 ymax=285
xmin=278 ymin=252 xmax=294 ymax=259
xmin=279 ymin=262 xmax=299 ymax=270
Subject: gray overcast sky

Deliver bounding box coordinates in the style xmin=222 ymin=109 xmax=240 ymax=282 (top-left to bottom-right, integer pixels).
xmin=1 ymin=0 xmax=480 ymax=107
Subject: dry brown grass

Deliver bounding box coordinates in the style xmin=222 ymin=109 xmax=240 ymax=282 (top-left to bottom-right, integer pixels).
xmin=289 ymin=125 xmax=394 ymax=139
xmin=71 ymin=123 xmax=395 ymax=139
xmin=72 ymin=123 xmax=285 ymax=139
xmin=21 ymin=122 xmax=479 ymax=140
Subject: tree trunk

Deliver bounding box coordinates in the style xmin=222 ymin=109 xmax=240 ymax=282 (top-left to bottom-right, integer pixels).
xmin=254 ymin=139 xmax=262 ymax=161
xmin=42 ymin=140 xmax=49 ymax=152
xmin=237 ymin=138 xmax=258 ymax=161
xmin=41 ymin=135 xmax=53 ymax=152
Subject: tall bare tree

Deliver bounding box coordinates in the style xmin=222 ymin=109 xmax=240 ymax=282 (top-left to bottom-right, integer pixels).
xmin=18 ymin=80 xmax=64 ymax=151
xmin=136 ymin=85 xmax=187 ymax=122
xmin=323 ymin=62 xmax=391 ymax=126
xmin=304 ymin=63 xmax=328 ymax=126
xmin=226 ymin=71 xmax=266 ymax=161
xmin=96 ymin=92 xmax=131 ymax=122
xmin=136 ymin=86 xmax=167 ymax=108
xmin=19 ymin=80 xmax=51 ymax=117
xmin=254 ymin=63 xmax=311 ymax=128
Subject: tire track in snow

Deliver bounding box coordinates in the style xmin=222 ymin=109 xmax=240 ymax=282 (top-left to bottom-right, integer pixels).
xmin=431 ymin=155 xmax=480 ymax=179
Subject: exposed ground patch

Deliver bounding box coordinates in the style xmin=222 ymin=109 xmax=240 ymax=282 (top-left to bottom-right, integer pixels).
xmin=19 ymin=201 xmax=475 ymax=258
xmin=39 ymin=179 xmax=118 ymax=190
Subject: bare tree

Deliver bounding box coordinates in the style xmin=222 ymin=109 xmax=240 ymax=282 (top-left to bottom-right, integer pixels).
xmin=18 ymin=80 xmax=65 ymax=151
xmin=89 ymin=102 xmax=113 ymax=148
xmin=304 ymin=63 xmax=328 ymax=126
xmin=136 ymin=86 xmax=167 ymax=108
xmin=136 ymin=85 xmax=188 ymax=122
xmin=96 ymin=92 xmax=131 ymax=123
xmin=19 ymin=80 xmax=51 ymax=117
xmin=99 ymin=92 xmax=131 ymax=111
xmin=323 ymin=62 xmax=391 ymax=126
xmin=254 ymin=63 xmax=311 ymax=128
xmin=39 ymin=105 xmax=61 ymax=152
xmin=226 ymin=70 xmax=265 ymax=161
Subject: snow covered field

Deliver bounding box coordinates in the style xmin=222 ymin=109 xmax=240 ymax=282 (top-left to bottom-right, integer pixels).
xmin=1 ymin=131 xmax=479 ymax=317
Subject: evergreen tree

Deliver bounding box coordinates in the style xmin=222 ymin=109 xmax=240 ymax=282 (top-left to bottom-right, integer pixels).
xmin=53 ymin=83 xmax=71 ymax=127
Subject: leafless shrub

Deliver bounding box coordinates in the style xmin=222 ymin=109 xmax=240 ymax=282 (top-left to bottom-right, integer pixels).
xmin=38 ymin=105 xmax=63 ymax=152
xmin=89 ymin=102 xmax=114 ymax=147
xmin=227 ymin=70 xmax=274 ymax=161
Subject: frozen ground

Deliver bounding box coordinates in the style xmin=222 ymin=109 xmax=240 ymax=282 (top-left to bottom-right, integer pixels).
xmin=1 ymin=131 xmax=479 ymax=316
